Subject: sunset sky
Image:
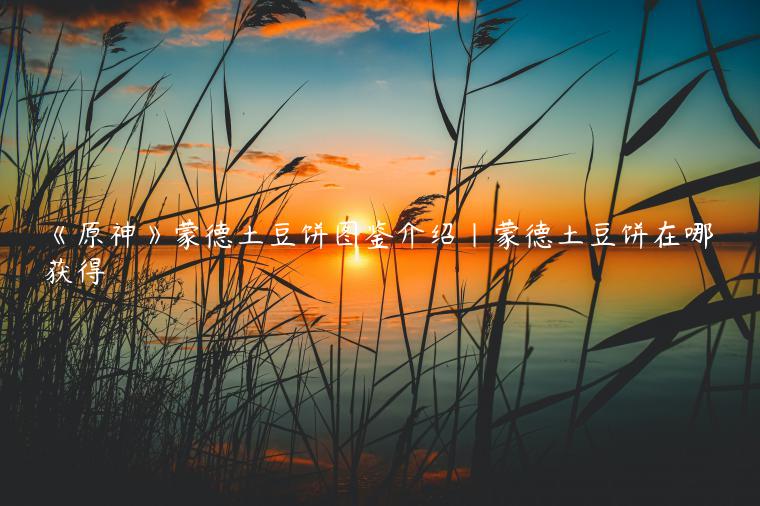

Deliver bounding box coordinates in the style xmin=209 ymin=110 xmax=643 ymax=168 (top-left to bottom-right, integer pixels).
xmin=5 ymin=0 xmax=760 ymax=234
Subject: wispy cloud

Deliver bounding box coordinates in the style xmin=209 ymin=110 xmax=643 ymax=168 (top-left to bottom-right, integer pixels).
xmin=322 ymin=183 xmax=343 ymax=190
xmin=316 ymin=153 xmax=361 ymax=171
xmin=236 ymin=151 xmax=358 ymax=174
xmin=120 ymin=84 xmax=153 ymax=95
xmin=135 ymin=145 xmax=361 ymax=177
xmin=240 ymin=150 xmax=286 ymax=165
xmin=346 ymin=0 xmax=470 ymax=33
xmin=390 ymin=155 xmax=427 ymax=164
xmin=184 ymin=159 xmax=249 ymax=176
xmin=138 ymin=142 xmax=211 ymax=155
xmin=295 ymin=161 xmax=320 ymax=176
xmin=258 ymin=8 xmax=377 ymax=43
xmin=166 ymin=28 xmax=230 ymax=47
xmin=38 ymin=23 xmax=99 ymax=46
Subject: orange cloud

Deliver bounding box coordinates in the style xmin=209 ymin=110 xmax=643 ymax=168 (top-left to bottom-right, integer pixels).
xmin=166 ymin=28 xmax=230 ymax=47
xmin=38 ymin=22 xmax=99 ymax=46
xmin=240 ymin=150 xmax=286 ymax=165
xmin=139 ymin=148 xmax=323 ymax=177
xmin=330 ymin=0 xmax=471 ymax=33
xmin=295 ymin=160 xmax=320 ymax=176
xmin=184 ymin=159 xmax=249 ymax=177
xmin=26 ymin=0 xmax=470 ymax=46
xmin=259 ymin=1 xmax=471 ymax=41
xmin=232 ymin=152 xmax=354 ymax=175
xmin=392 ymin=155 xmax=428 ymax=164
xmin=316 ymin=153 xmax=361 ymax=171
xmin=259 ymin=8 xmax=377 ymax=42
xmin=322 ymin=183 xmax=343 ymax=189
xmin=120 ymin=84 xmax=153 ymax=95
xmin=27 ymin=0 xmax=227 ymax=32
xmin=185 ymin=160 xmax=214 ymax=171
xmin=139 ymin=142 xmax=211 ymax=155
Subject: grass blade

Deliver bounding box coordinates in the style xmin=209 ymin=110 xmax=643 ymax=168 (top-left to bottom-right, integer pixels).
xmin=259 ymin=268 xmax=329 ymax=304
xmin=696 ymin=0 xmax=760 ymax=148
xmin=428 ymin=27 xmax=457 ymax=141
xmin=451 ymin=52 xmax=613 ymax=193
xmin=616 ymin=160 xmax=760 ymax=216
xmin=623 ymin=70 xmax=709 ymax=156
xmin=583 ymin=126 xmax=600 ymax=281
xmin=591 ymin=295 xmax=760 ymax=351
xmin=227 ymin=82 xmax=306 ymax=171
xmin=223 ymin=66 xmax=232 ymax=147
xmin=468 ymin=32 xmax=606 ymax=95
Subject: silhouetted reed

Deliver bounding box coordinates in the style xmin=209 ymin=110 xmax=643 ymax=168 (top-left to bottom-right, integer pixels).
xmin=0 ymin=1 xmax=758 ymax=505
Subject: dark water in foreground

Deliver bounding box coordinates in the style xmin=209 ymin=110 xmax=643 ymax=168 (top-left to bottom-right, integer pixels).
xmin=2 ymin=242 xmax=759 ymax=504
xmin=139 ymin=243 xmax=758 ymax=459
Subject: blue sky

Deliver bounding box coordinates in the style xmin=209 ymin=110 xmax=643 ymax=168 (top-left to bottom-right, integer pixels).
xmin=8 ymin=0 xmax=760 ymax=232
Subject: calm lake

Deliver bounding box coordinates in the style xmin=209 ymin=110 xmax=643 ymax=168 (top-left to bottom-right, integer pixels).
xmin=130 ymin=242 xmax=756 ymax=468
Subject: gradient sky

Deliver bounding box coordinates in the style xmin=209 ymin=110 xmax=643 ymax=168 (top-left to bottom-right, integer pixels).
xmin=5 ymin=0 xmax=760 ymax=235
